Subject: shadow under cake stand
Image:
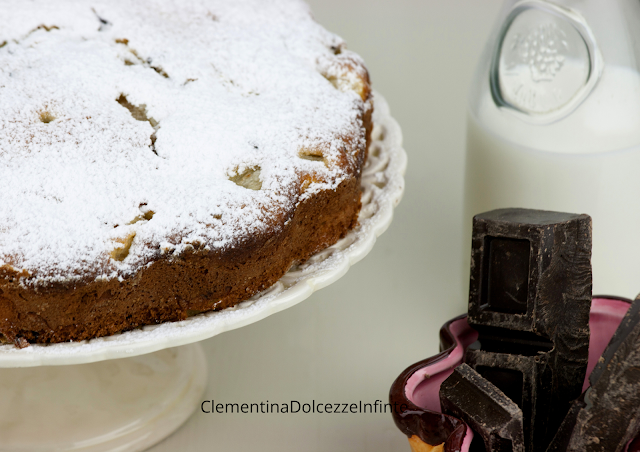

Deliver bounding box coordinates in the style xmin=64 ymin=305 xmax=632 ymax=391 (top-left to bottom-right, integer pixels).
xmin=0 ymin=93 xmax=406 ymax=452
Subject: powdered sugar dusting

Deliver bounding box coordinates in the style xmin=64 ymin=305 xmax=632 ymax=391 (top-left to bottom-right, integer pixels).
xmin=0 ymin=0 xmax=369 ymax=283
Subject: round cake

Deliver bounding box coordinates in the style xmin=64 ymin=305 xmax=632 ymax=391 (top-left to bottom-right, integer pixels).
xmin=0 ymin=0 xmax=372 ymax=346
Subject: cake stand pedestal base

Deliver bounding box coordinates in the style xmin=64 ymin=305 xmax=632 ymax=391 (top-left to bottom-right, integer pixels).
xmin=0 ymin=343 xmax=207 ymax=452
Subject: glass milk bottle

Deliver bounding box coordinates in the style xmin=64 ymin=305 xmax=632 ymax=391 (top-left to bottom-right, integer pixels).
xmin=464 ymin=0 xmax=640 ymax=298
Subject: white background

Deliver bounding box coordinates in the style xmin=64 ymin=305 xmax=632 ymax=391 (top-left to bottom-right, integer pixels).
xmin=150 ymin=1 xmax=505 ymax=451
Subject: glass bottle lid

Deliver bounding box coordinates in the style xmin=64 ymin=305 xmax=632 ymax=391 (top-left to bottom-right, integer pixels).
xmin=491 ymin=1 xmax=602 ymax=121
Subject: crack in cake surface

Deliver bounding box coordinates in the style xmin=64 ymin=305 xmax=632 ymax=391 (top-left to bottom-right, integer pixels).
xmin=116 ymin=94 xmax=160 ymax=154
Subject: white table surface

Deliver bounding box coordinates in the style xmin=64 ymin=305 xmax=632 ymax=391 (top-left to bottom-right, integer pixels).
xmin=149 ymin=1 xmax=504 ymax=451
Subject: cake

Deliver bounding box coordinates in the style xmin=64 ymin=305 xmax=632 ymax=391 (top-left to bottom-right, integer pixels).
xmin=0 ymin=0 xmax=372 ymax=346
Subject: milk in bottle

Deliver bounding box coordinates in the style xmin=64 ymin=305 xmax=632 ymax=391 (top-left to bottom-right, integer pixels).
xmin=464 ymin=0 xmax=640 ymax=298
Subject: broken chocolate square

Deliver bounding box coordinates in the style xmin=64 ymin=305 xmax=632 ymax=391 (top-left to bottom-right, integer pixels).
xmin=465 ymin=345 xmax=552 ymax=451
xmin=465 ymin=208 xmax=592 ymax=452
xmin=468 ymin=208 xmax=592 ymax=339
xmin=547 ymin=296 xmax=640 ymax=452
xmin=440 ymin=363 xmax=524 ymax=452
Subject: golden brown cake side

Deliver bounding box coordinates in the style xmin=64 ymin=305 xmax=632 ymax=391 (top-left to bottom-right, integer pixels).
xmin=0 ymin=170 xmax=365 ymax=344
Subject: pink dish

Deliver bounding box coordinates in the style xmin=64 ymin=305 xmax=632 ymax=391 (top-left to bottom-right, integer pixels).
xmin=389 ymin=296 xmax=640 ymax=452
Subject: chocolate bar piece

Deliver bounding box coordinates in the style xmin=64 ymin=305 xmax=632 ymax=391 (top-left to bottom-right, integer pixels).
xmin=545 ymin=393 xmax=586 ymax=452
xmin=465 ymin=347 xmax=550 ymax=450
xmin=468 ymin=208 xmax=592 ymax=346
xmin=588 ymin=296 xmax=640 ymax=387
xmin=440 ymin=364 xmax=524 ymax=452
xmin=466 ymin=208 xmax=592 ymax=451
xmin=547 ymin=297 xmax=640 ymax=452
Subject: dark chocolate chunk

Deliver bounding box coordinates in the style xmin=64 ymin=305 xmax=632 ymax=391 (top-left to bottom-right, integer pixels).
xmin=468 ymin=208 xmax=592 ymax=346
xmin=546 ymin=297 xmax=640 ymax=452
xmin=465 ymin=347 xmax=550 ymax=450
xmin=440 ymin=364 xmax=524 ymax=452
xmin=466 ymin=208 xmax=592 ymax=452
xmin=588 ymin=295 xmax=640 ymax=386
xmin=545 ymin=393 xmax=586 ymax=452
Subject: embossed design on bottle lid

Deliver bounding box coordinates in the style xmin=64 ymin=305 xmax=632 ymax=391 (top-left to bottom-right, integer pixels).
xmin=491 ymin=1 xmax=602 ymax=122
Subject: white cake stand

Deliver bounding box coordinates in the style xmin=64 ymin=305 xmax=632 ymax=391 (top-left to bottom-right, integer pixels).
xmin=0 ymin=93 xmax=406 ymax=452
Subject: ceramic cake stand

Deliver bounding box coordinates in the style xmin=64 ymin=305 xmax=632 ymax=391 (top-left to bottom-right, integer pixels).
xmin=0 ymin=93 xmax=406 ymax=452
